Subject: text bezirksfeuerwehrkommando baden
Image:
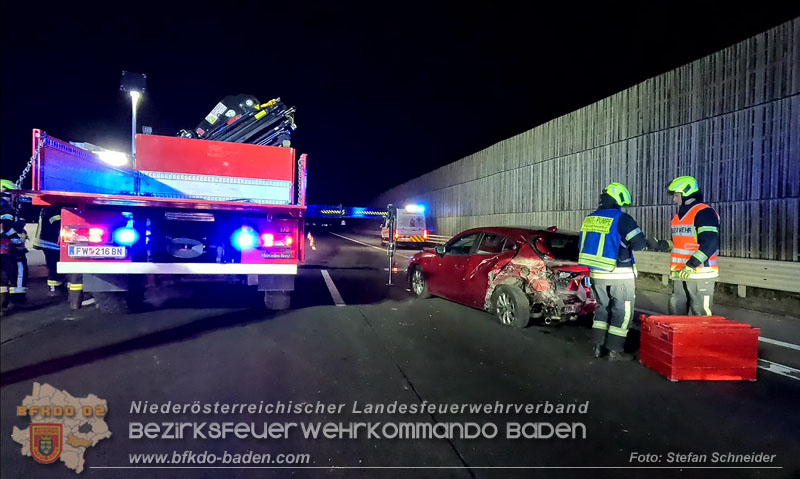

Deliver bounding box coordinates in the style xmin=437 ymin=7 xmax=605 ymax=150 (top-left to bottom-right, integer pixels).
xmin=128 ymin=401 xmax=590 ymax=440
xmin=130 ymin=400 xmax=589 ymax=416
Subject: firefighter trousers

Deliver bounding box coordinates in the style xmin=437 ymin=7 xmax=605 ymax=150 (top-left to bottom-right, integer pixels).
xmin=43 ymin=248 xmax=64 ymax=288
xmin=669 ymin=279 xmax=715 ymax=316
xmin=590 ymin=278 xmax=635 ymax=352
xmin=1 ymin=253 xmax=28 ymax=305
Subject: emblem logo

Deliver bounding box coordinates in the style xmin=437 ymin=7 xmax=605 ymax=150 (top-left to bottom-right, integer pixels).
xmin=31 ymin=424 xmax=62 ymax=464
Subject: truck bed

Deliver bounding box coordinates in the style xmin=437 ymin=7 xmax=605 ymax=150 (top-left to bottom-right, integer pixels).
xmin=30 ymin=130 xmax=304 ymax=211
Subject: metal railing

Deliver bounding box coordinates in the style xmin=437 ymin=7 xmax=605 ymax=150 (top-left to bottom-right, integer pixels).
xmin=634 ymin=251 xmax=800 ymax=296
xmin=427 ymin=234 xmax=450 ymax=244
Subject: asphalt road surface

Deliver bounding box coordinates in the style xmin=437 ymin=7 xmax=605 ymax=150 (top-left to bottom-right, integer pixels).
xmin=2 ymin=228 xmax=799 ymax=478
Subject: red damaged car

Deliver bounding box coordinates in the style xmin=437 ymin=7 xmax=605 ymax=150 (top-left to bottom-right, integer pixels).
xmin=408 ymin=227 xmax=596 ymax=328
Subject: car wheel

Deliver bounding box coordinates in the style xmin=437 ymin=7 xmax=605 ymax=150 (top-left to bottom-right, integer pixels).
xmin=491 ymin=285 xmax=530 ymax=328
xmin=411 ymin=266 xmax=432 ymax=299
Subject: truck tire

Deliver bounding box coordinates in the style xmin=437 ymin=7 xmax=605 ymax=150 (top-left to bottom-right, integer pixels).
xmin=490 ymin=285 xmax=531 ymax=328
xmin=93 ymin=289 xmax=144 ymax=314
xmin=264 ymin=291 xmax=291 ymax=310
xmin=410 ymin=266 xmax=432 ymax=299
xmin=93 ymin=292 xmax=132 ymax=314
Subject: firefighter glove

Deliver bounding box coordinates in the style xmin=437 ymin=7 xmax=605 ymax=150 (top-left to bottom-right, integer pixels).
xmin=676 ymin=266 xmax=695 ymax=280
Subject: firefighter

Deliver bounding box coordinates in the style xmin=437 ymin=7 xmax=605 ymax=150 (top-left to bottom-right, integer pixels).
xmin=666 ymin=176 xmax=720 ymax=316
xmin=33 ymin=205 xmax=64 ymax=295
xmin=578 ymin=183 xmax=647 ymax=361
xmin=1 ymin=179 xmax=29 ymax=309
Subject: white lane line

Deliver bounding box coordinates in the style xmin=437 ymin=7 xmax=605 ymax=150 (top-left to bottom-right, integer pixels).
xmin=758 ymin=359 xmax=800 ymax=381
xmin=758 ymin=336 xmax=800 ymax=352
xmin=636 ymin=307 xmax=800 ymax=352
xmin=321 ymin=270 xmax=345 ymax=307
xmin=327 ymin=232 xmax=412 ymax=259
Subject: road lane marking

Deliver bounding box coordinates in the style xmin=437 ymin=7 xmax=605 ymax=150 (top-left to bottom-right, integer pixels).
xmin=636 ymin=307 xmax=800 ymax=352
xmin=327 ymin=232 xmax=412 ymax=259
xmin=758 ymin=336 xmax=800 ymax=352
xmin=757 ymin=359 xmax=800 ymax=381
xmin=321 ymin=270 xmax=345 ymax=306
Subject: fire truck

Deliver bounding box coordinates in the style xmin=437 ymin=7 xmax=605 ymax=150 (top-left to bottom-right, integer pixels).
xmin=23 ymin=120 xmax=308 ymax=313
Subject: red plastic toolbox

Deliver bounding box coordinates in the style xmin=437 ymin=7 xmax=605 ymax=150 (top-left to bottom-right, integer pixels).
xmin=640 ymin=316 xmax=760 ymax=381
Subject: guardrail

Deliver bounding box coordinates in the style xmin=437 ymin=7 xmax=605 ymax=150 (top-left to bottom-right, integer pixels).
xmin=427 ymin=234 xmax=450 ymax=244
xmin=634 ymin=251 xmax=800 ymax=296
xmin=422 ymin=234 xmax=798 ymax=296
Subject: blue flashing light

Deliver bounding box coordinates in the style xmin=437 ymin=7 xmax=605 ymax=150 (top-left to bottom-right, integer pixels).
xmin=232 ymin=226 xmax=259 ymax=251
xmin=113 ymin=227 xmax=139 ymax=246
xmin=405 ymin=204 xmax=425 ymax=213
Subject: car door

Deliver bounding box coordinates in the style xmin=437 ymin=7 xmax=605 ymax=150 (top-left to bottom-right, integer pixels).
xmin=462 ymin=233 xmax=518 ymax=308
xmin=427 ymin=233 xmax=481 ymax=302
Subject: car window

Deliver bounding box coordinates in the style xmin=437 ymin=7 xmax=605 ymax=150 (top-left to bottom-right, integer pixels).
xmin=531 ymin=233 xmax=580 ymax=261
xmin=446 ymin=233 xmax=480 ymax=255
xmin=476 ymin=233 xmax=507 ymax=255
xmin=502 ymin=238 xmax=517 ymax=252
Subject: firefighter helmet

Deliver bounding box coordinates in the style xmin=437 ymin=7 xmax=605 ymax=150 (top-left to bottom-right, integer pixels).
xmin=604 ymin=182 xmax=632 ymax=207
xmin=667 ymin=176 xmax=699 ymax=197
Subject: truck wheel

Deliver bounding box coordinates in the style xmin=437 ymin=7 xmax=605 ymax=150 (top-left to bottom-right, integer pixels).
xmin=93 ymin=292 xmax=132 ymax=314
xmin=410 ymin=266 xmax=432 ymax=299
xmin=491 ymin=285 xmax=531 ymax=328
xmin=264 ymin=291 xmax=291 ymax=310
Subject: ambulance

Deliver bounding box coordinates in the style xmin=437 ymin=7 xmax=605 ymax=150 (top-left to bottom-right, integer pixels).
xmin=381 ymin=204 xmax=428 ymax=245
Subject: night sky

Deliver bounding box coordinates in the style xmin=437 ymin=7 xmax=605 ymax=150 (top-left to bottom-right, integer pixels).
xmin=2 ymin=3 xmax=798 ymax=205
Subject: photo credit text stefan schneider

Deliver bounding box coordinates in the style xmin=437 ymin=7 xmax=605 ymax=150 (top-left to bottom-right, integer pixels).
xmin=129 ymin=400 xmax=590 ymax=440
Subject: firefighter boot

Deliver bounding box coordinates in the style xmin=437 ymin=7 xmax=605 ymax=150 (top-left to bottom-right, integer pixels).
xmin=592 ymin=344 xmax=604 ymax=358
xmin=607 ymin=350 xmax=632 ymax=362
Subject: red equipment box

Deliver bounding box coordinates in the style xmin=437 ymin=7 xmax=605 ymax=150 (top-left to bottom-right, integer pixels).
xmin=640 ymin=315 xmax=760 ymax=381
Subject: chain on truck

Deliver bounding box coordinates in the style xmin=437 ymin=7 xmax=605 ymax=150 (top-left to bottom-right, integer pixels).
xmin=10 ymin=94 xmax=307 ymax=313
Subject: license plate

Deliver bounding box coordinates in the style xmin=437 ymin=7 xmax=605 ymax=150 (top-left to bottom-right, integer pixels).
xmin=68 ymin=245 xmax=127 ymax=258
xmin=584 ymin=277 xmax=591 ymax=287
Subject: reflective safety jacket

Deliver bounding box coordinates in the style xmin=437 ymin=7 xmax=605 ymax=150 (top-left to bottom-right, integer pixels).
xmin=33 ymin=206 xmax=61 ymax=251
xmin=1 ymin=197 xmax=26 ymax=257
xmin=670 ymin=203 xmax=719 ymax=279
xmin=579 ymin=209 xmax=637 ymax=279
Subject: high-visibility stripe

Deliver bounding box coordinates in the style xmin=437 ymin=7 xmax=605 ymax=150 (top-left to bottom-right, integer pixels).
xmin=49 ymin=215 xmax=61 ymax=223
xmin=625 ymin=228 xmax=642 ymax=242
xmin=0 ymin=286 xmax=8 ymax=293
xmin=32 ymin=238 xmax=59 ymax=249
xmin=670 ymin=270 xmax=719 ymax=279
xmin=592 ymin=320 xmax=608 ymax=330
xmin=0 ymin=214 xmax=13 ymax=220
xmin=597 ymin=234 xmax=606 ymax=259
xmin=590 ymin=268 xmax=636 ymax=280
xmin=672 ymin=248 xmax=696 ymax=256
xmin=697 ymin=226 xmax=718 ymax=234
xmin=10 ymin=287 xmax=28 ymax=293
xmin=703 ymin=295 xmax=712 ymax=316
xmin=17 ymin=262 xmax=24 ymax=288
xmin=608 ymin=325 xmax=629 ymax=338
xmin=578 ymin=253 xmax=617 ymax=270
xmin=6 ymin=228 xmax=17 ymax=235
xmin=47 ymin=280 xmax=64 ymax=287
xmin=68 ymin=283 xmax=84 ymax=291
xmin=621 ymin=301 xmax=632 ymax=330
xmin=692 ymin=251 xmax=709 ymax=262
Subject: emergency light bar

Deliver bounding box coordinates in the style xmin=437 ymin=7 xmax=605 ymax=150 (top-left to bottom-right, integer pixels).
xmin=405 ymin=204 xmax=425 ymax=213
